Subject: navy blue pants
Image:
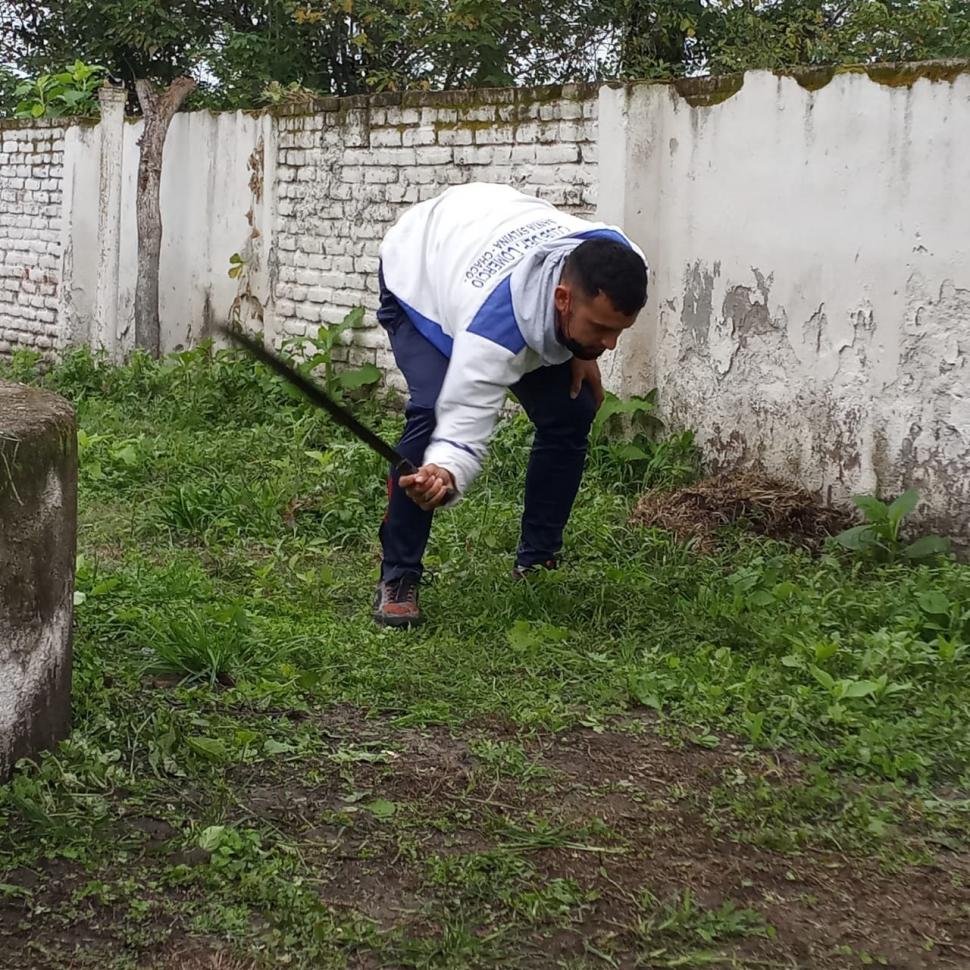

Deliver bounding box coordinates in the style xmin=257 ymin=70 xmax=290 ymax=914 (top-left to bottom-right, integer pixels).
xmin=377 ymin=272 xmax=597 ymax=581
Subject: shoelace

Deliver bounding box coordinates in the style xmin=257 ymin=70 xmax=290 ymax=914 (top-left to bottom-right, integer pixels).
xmin=387 ymin=577 xmax=418 ymax=604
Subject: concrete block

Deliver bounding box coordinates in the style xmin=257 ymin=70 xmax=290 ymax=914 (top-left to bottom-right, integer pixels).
xmin=0 ymin=382 xmax=76 ymax=781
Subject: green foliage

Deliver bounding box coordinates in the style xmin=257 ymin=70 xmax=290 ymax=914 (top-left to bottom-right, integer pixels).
xmin=5 ymin=0 xmax=614 ymax=108
xmin=835 ymin=488 xmax=951 ymax=563
xmin=138 ymin=603 xmax=264 ymax=687
xmin=8 ymin=0 xmax=966 ymax=110
xmin=13 ymin=60 xmax=106 ymax=119
xmin=632 ymin=888 xmax=774 ymax=965
xmin=617 ymin=0 xmax=970 ymax=79
xmin=0 ymin=66 xmax=22 ymax=118
xmin=279 ymin=307 xmax=382 ymax=398
xmin=226 ymin=252 xmax=246 ymax=279
xmin=588 ymin=390 xmax=700 ymax=491
xmin=1 ymin=347 xmax=968 ymax=966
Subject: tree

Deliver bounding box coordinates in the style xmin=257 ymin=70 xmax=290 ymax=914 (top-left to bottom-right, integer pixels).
xmin=0 ymin=67 xmax=21 ymax=117
xmin=613 ymin=1 xmax=970 ymax=80
xmin=4 ymin=1 xmax=967 ymax=107
xmin=2 ymin=0 xmax=618 ymax=107
xmin=133 ymin=76 xmax=197 ymax=357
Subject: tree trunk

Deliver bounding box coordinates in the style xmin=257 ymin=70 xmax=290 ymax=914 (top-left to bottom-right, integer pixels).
xmin=133 ymin=76 xmax=196 ymax=357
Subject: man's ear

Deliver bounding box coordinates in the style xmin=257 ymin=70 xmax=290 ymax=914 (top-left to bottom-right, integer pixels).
xmin=554 ymin=282 xmax=571 ymax=314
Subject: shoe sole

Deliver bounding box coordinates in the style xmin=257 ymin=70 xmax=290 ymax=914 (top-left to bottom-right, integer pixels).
xmin=372 ymin=611 xmax=423 ymax=628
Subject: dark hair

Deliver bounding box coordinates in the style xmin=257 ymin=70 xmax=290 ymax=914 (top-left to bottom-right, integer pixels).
xmin=563 ymin=238 xmax=648 ymax=315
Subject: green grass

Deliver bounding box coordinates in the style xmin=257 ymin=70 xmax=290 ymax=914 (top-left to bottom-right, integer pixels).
xmin=2 ymin=343 xmax=969 ymax=969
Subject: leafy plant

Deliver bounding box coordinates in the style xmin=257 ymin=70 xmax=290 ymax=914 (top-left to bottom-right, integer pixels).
xmin=279 ymin=307 xmax=381 ymax=398
xmin=835 ymin=488 xmax=950 ymax=563
xmin=0 ymin=67 xmax=22 ymax=119
xmin=589 ymin=390 xmax=700 ymax=489
xmin=227 ymin=252 xmax=247 ymax=279
xmin=14 ymin=60 xmax=106 ymax=119
xmin=258 ymin=80 xmax=322 ymax=106
xmin=632 ymin=889 xmax=774 ymax=965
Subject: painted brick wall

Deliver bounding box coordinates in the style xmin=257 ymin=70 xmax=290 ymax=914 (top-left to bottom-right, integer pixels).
xmin=272 ymin=85 xmax=599 ymax=393
xmin=0 ymin=120 xmax=65 ymax=356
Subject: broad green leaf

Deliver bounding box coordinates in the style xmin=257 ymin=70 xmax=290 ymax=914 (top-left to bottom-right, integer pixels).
xmin=744 ymin=711 xmax=765 ymax=742
xmin=834 ymin=524 xmax=875 ymax=551
xmin=629 ymin=677 xmax=662 ymax=709
xmin=615 ymin=443 xmax=649 ymax=461
xmin=814 ymin=640 xmax=838 ymax=663
xmin=887 ymin=487 xmax=919 ymax=526
xmin=342 ymin=306 xmax=365 ymax=329
xmin=903 ymin=535 xmax=950 ymax=560
xmin=187 ymin=736 xmax=229 ymax=761
xmin=809 ymin=665 xmax=835 ymax=690
xmin=366 ymin=798 xmax=397 ymax=818
xmin=917 ymin=590 xmax=950 ymax=616
xmin=338 ymin=363 xmax=381 ymax=389
xmin=113 ymin=444 xmax=138 ymax=466
xmin=591 ymin=393 xmax=625 ymax=439
xmin=851 ymin=494 xmax=888 ymax=522
xmin=841 ymin=680 xmax=878 ymax=699
xmin=591 ymin=391 xmax=656 ymax=440
xmin=508 ymin=620 xmax=538 ymax=651
xmin=263 ymin=739 xmax=295 ymax=756
xmin=198 ymin=825 xmax=226 ymax=851
xmin=693 ymin=734 xmax=720 ymax=749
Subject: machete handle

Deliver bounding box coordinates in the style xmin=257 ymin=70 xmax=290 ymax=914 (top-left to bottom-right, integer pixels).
xmin=394 ymin=457 xmax=457 ymax=504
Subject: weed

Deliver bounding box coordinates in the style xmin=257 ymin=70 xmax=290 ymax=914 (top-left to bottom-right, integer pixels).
xmin=632 ymin=889 xmax=774 ymax=966
xmin=138 ymin=604 xmax=263 ymax=687
xmin=587 ymin=390 xmax=700 ymax=490
xmin=835 ymin=488 xmax=951 ymax=562
xmin=469 ymin=739 xmax=549 ymax=784
xmin=277 ymin=308 xmax=381 ymax=398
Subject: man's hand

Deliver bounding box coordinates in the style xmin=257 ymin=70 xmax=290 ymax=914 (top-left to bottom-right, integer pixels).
xmin=399 ymin=464 xmax=456 ymax=511
xmin=570 ymin=358 xmax=604 ymax=409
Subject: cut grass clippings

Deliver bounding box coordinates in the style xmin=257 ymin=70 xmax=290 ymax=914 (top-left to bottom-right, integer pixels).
xmin=630 ymin=471 xmax=852 ymax=551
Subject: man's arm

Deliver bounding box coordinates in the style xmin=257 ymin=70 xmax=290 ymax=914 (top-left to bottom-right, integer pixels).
xmin=400 ymin=329 xmax=529 ymax=509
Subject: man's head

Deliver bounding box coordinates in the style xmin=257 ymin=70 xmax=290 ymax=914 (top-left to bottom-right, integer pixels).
xmin=555 ymin=239 xmax=648 ymax=360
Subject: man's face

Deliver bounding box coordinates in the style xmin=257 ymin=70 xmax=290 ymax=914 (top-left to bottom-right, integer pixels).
xmin=554 ymin=282 xmax=637 ymax=360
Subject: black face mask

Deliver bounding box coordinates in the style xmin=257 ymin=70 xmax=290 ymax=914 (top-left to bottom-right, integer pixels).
xmin=556 ymin=308 xmax=603 ymax=360
xmin=565 ymin=339 xmax=603 ymax=360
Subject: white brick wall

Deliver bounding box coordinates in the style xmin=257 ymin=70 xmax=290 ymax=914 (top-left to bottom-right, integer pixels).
xmin=0 ymin=120 xmax=65 ymax=357
xmin=1 ymin=84 xmax=600 ymax=374
xmin=272 ymin=85 xmax=599 ymax=388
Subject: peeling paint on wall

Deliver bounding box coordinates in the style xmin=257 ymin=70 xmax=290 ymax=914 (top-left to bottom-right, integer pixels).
xmin=601 ymin=64 xmax=970 ymax=541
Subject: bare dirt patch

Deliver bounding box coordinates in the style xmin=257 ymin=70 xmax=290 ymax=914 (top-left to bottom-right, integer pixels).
xmin=2 ymin=708 xmax=968 ymax=969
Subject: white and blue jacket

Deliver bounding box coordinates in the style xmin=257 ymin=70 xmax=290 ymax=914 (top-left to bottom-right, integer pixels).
xmin=378 ymin=182 xmax=646 ymax=500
